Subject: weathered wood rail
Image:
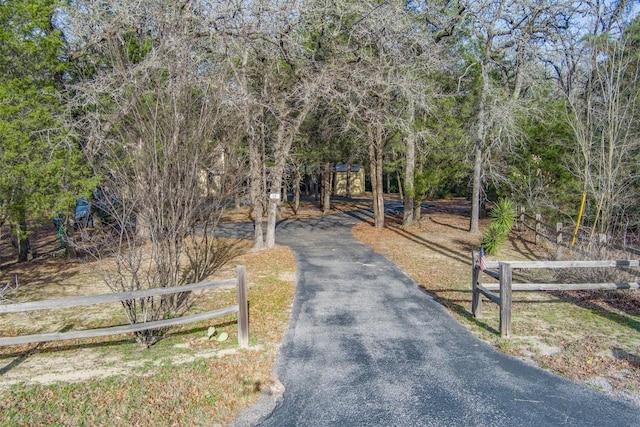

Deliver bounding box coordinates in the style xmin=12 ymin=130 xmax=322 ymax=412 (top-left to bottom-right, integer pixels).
xmin=0 ymin=265 xmax=249 ymax=348
xmin=516 ymin=207 xmax=640 ymax=259
xmin=471 ymin=253 xmax=640 ymax=338
xmin=516 ymin=208 xmax=569 ymax=259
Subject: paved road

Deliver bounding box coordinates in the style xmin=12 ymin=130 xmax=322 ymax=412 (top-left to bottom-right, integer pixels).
xmin=229 ymin=210 xmax=640 ymax=426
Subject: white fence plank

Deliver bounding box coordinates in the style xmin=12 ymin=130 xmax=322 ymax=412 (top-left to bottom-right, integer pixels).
xmin=482 ymin=260 xmax=640 ymax=270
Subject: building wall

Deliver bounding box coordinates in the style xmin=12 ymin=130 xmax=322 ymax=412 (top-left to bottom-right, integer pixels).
xmin=334 ymin=166 xmax=365 ymax=196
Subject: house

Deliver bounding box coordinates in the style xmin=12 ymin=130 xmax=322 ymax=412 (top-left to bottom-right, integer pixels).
xmin=334 ymin=164 xmax=365 ymax=197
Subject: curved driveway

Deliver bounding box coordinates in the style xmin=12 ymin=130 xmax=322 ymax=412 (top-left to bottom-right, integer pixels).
xmin=230 ymin=210 xmax=639 ymax=426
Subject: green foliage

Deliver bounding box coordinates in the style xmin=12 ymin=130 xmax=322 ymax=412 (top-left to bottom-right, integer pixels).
xmin=413 ymin=169 xmax=429 ymax=202
xmin=415 ymin=74 xmax=473 ymax=200
xmin=0 ymin=0 xmax=95 ymax=260
xmin=481 ymin=224 xmax=508 ymax=255
xmin=481 ymin=198 xmax=516 ymax=255
xmin=502 ymin=98 xmax=580 ymax=218
xmin=122 ymin=31 xmax=154 ymax=64
xmin=489 ymin=198 xmax=516 ymax=233
xmin=206 ymin=326 xmax=229 ymax=342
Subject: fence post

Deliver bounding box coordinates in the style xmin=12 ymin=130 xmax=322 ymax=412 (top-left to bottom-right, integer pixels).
xmin=499 ymin=262 xmax=512 ymax=338
xmin=535 ymin=214 xmax=542 ymax=245
xmin=518 ymin=206 xmax=525 ymax=232
xmin=236 ymin=265 xmax=249 ymax=348
xmin=556 ymin=222 xmax=563 ymax=260
xmin=471 ymin=251 xmax=482 ymax=317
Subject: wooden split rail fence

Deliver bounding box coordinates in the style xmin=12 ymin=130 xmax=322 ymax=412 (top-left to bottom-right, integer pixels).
xmin=516 ymin=208 xmax=570 ymax=259
xmin=516 ymin=207 xmax=640 ymax=259
xmin=0 ymin=265 xmax=249 ymax=348
xmin=471 ymin=253 xmax=640 ymax=338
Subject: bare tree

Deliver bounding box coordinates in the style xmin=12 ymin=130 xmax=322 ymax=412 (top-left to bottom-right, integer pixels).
xmin=556 ymin=3 xmax=640 ymax=240
xmin=214 ymin=0 xmax=327 ymax=249
xmin=461 ymin=0 xmax=575 ymax=232
xmin=66 ymin=1 xmax=242 ymax=346
xmin=402 ymin=100 xmax=417 ymax=226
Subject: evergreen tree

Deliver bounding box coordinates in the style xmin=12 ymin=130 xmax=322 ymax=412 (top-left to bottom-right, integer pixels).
xmin=0 ymin=0 xmax=92 ymax=262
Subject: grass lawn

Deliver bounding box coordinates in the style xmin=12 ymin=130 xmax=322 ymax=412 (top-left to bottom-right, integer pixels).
xmin=1 ymin=241 xmax=296 ymax=426
xmin=2 ymin=197 xmax=639 ymax=425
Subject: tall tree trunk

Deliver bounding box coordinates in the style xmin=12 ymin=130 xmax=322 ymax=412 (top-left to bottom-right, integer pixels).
xmin=265 ymin=103 xmax=314 ymax=249
xmin=470 ymin=142 xmax=483 ymax=233
xmin=346 ymin=163 xmax=352 ymax=198
xmin=330 ymin=170 xmax=334 ymax=200
xmin=293 ymin=166 xmax=301 ymax=215
xmin=403 ymin=106 xmax=416 ymax=227
xmin=413 ymin=162 xmax=423 ymax=223
xmin=414 ymin=203 xmax=422 ymax=222
xmin=470 ymin=62 xmax=489 ymax=233
xmin=266 ymin=138 xmax=287 ymax=249
xmin=266 ymin=195 xmax=278 ymax=248
xmin=375 ymin=143 xmax=385 ymax=228
xmin=249 ymin=136 xmax=265 ymax=250
xmin=305 ymin=172 xmax=312 ymax=196
xmin=322 ymin=162 xmax=332 ymax=214
xmin=369 ymin=124 xmax=385 ymax=229
xmin=313 ymin=171 xmax=319 ymax=200
xmin=265 ymin=124 xmax=293 ymax=249
xmin=65 ymin=214 xmax=77 ymax=260
xmin=16 ymin=217 xmax=29 ymax=263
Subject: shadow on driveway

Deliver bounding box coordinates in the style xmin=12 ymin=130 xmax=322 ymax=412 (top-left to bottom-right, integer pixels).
xmin=230 ymin=207 xmax=640 ymax=427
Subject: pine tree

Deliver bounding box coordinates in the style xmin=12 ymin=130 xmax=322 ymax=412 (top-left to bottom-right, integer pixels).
xmin=0 ymin=0 xmax=92 ymax=261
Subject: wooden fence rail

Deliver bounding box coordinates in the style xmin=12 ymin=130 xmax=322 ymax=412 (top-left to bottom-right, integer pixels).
xmin=516 ymin=207 xmax=640 ymax=259
xmin=0 ymin=265 xmax=249 ymax=348
xmin=517 ymin=208 xmax=568 ymax=258
xmin=471 ymin=253 xmax=640 ymax=338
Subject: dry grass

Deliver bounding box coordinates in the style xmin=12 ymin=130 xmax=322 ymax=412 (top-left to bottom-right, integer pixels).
xmin=352 ymin=198 xmax=640 ymax=402
xmin=0 ymin=225 xmax=297 ymax=426
xmin=2 ymin=197 xmax=640 ymax=425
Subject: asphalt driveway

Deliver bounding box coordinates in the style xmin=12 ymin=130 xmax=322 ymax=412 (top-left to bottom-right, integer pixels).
xmin=229 ymin=210 xmax=640 ymax=426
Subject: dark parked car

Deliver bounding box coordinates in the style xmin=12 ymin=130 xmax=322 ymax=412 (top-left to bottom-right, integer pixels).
xmin=54 ymin=191 xmax=136 ymax=233
xmin=74 ymin=198 xmax=93 ymax=228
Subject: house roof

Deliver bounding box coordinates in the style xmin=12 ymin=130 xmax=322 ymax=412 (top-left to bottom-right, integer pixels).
xmin=335 ymin=164 xmax=361 ymax=172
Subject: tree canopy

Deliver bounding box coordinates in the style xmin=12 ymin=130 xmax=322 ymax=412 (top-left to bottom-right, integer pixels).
xmin=3 ymin=0 xmax=640 ymax=259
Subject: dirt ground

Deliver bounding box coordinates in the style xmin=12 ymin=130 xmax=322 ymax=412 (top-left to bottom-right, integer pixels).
xmin=2 ymin=198 xmax=640 ymax=406
xmin=352 ymin=198 xmax=640 ymax=406
xmin=0 ymin=201 xmax=363 ymax=388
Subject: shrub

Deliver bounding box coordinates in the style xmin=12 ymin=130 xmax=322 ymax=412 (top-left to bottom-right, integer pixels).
xmin=481 ymin=198 xmax=516 ymax=255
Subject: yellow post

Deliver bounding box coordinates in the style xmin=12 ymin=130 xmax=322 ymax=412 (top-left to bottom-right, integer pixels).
xmin=570 ymin=193 xmax=587 ymax=251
